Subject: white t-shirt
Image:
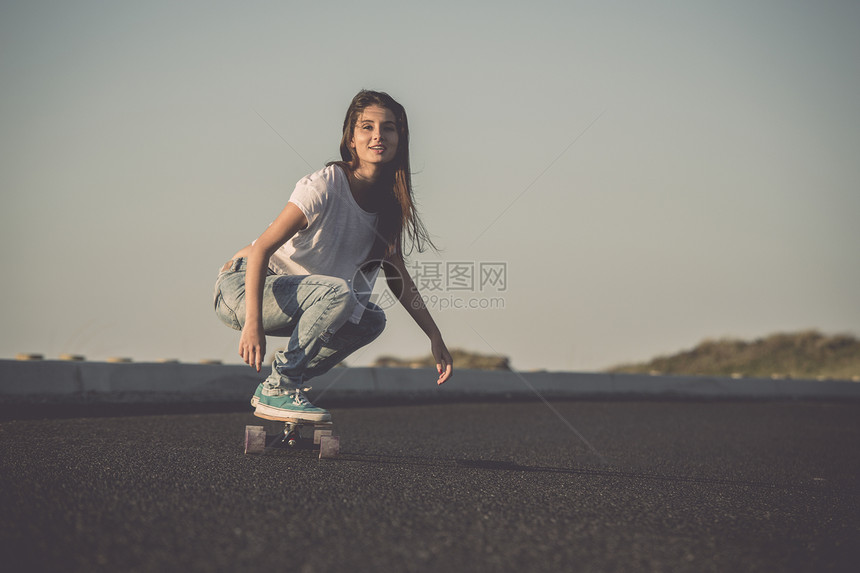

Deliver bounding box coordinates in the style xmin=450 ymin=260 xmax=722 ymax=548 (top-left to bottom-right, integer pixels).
xmin=264 ymin=164 xmax=380 ymax=324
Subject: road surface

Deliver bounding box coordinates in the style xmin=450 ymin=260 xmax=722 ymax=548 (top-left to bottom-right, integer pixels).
xmin=2 ymin=400 xmax=858 ymax=572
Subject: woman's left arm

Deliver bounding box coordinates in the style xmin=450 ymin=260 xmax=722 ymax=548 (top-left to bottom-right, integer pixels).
xmin=384 ymin=253 xmax=454 ymax=385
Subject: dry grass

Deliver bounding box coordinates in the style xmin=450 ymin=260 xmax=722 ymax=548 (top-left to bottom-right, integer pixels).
xmin=607 ymin=330 xmax=860 ymax=380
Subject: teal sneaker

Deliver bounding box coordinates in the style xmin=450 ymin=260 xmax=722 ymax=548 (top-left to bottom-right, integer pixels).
xmin=254 ymin=386 xmax=330 ymax=422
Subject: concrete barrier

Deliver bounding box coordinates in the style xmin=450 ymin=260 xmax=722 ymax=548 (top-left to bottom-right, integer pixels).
xmin=1 ymin=359 xmax=858 ymax=406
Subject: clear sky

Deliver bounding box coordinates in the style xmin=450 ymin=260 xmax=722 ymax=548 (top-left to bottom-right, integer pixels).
xmin=2 ymin=0 xmax=859 ymax=373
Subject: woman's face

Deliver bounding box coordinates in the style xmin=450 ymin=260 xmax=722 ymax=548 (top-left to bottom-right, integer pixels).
xmin=350 ymin=105 xmax=399 ymax=168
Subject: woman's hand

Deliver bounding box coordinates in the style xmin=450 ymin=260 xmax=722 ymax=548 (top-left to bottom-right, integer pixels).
xmin=239 ymin=322 xmax=266 ymax=372
xmin=432 ymin=335 xmax=453 ymax=385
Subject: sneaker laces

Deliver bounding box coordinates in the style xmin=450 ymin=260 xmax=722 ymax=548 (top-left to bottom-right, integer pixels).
xmin=290 ymin=387 xmax=314 ymax=407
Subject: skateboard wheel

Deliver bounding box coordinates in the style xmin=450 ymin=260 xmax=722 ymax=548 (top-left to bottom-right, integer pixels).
xmin=318 ymin=436 xmax=339 ymax=459
xmin=244 ymin=425 xmax=266 ymax=455
xmin=313 ymin=426 xmax=333 ymax=445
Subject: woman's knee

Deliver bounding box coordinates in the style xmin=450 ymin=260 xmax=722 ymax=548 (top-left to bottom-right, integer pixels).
xmin=362 ymin=305 xmax=387 ymax=338
xmin=322 ymin=277 xmax=357 ymax=317
xmin=326 ymin=277 xmax=352 ymax=300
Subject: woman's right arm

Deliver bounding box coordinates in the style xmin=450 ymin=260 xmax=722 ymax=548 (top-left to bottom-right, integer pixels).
xmin=239 ymin=202 xmax=308 ymax=372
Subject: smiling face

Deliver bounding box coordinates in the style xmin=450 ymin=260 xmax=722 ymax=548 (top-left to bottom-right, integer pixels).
xmin=350 ymin=105 xmax=399 ymax=169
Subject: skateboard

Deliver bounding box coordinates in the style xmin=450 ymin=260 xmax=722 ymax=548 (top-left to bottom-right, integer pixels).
xmin=244 ymin=415 xmax=338 ymax=457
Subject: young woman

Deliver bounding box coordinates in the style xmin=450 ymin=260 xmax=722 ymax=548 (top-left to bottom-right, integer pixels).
xmin=213 ymin=90 xmax=453 ymax=422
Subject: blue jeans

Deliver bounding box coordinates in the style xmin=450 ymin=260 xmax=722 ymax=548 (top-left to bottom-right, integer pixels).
xmin=213 ymin=258 xmax=386 ymax=390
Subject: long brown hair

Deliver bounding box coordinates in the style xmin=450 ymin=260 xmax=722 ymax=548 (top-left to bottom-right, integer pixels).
xmin=336 ymin=90 xmax=435 ymax=260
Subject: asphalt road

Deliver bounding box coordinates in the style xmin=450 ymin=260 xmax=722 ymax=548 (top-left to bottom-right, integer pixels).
xmin=1 ymin=400 xmax=858 ymax=573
